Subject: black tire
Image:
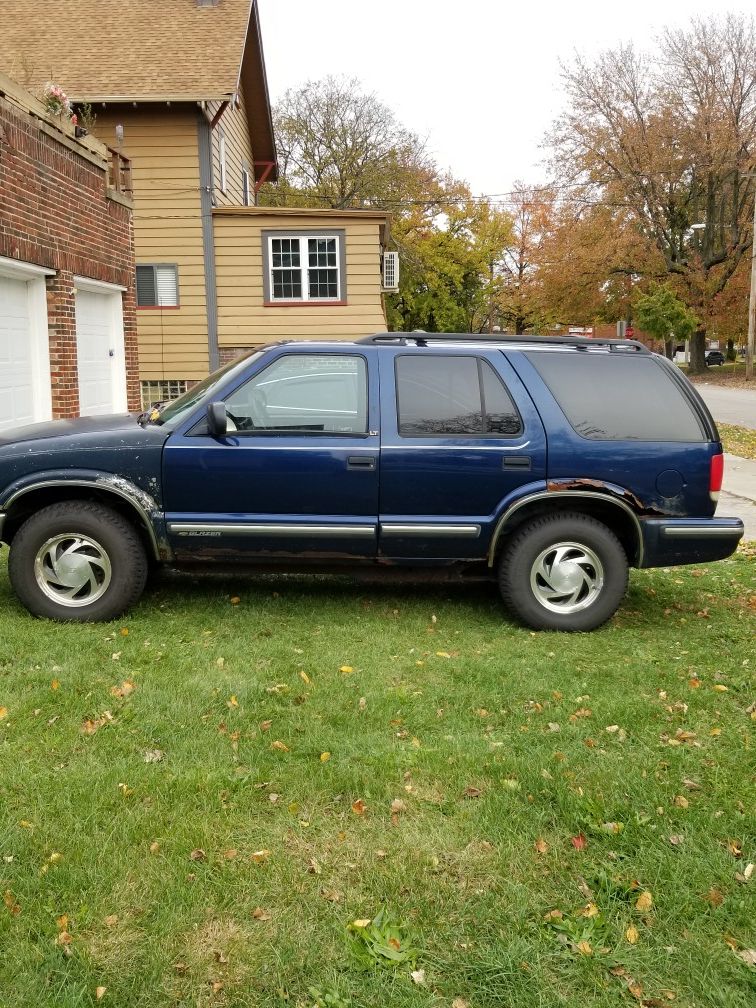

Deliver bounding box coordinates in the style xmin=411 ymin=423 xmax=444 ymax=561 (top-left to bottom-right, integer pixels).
xmin=499 ymin=512 xmax=629 ymax=632
xmin=8 ymin=501 xmax=148 ymax=622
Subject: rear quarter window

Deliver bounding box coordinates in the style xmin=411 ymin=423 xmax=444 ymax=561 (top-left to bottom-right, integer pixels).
xmin=525 ymin=352 xmax=705 ymax=441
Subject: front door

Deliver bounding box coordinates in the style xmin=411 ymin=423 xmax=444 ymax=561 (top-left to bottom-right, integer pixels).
xmin=162 ymin=350 xmax=380 ymax=561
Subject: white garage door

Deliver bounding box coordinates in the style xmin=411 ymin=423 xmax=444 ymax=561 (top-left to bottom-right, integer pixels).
xmin=0 ymin=270 xmax=52 ymax=434
xmin=75 ymin=285 xmax=127 ymax=416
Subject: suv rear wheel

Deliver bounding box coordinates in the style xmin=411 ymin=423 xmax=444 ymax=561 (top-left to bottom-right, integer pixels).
xmin=8 ymin=501 xmax=148 ymax=621
xmin=499 ymin=512 xmax=629 ymax=631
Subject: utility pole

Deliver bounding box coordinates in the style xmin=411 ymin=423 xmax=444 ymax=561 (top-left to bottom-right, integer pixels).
xmin=747 ymin=175 xmax=756 ymax=381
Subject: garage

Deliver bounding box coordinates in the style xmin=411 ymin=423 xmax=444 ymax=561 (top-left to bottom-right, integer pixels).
xmin=74 ymin=278 xmax=128 ymax=417
xmin=0 ymin=260 xmax=53 ymax=434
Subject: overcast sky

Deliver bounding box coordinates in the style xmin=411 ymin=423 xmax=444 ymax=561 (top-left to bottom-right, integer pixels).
xmin=258 ymin=0 xmax=752 ymax=198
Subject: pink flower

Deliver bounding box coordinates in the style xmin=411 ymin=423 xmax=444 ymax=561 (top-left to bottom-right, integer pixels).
xmin=71 ymin=114 xmax=78 ymax=125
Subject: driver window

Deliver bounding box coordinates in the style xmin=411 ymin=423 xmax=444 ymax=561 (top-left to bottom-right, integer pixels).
xmin=224 ymin=354 xmax=368 ymax=434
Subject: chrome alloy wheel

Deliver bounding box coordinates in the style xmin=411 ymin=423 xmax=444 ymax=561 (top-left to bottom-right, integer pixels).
xmin=34 ymin=533 xmax=112 ymax=607
xmin=529 ymin=541 xmax=604 ymax=614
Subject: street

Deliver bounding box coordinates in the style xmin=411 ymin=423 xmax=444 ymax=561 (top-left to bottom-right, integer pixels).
xmin=694 ymin=384 xmax=756 ymax=539
xmin=696 ymin=383 xmax=756 ymax=429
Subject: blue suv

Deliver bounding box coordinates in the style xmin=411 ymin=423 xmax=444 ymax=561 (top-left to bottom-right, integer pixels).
xmin=0 ymin=334 xmax=744 ymax=630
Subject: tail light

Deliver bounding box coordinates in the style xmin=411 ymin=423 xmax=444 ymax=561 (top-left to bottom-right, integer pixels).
xmin=710 ymin=453 xmax=724 ymax=501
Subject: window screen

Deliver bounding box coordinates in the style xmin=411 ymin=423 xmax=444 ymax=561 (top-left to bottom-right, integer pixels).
xmin=136 ymin=265 xmax=179 ymax=307
xmin=525 ymin=352 xmax=705 ymax=441
xmin=396 ymin=355 xmax=522 ymax=437
xmin=225 ymin=354 xmax=367 ymax=434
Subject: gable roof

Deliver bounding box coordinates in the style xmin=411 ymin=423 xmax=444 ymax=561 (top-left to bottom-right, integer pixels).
xmin=0 ymin=0 xmax=276 ymax=172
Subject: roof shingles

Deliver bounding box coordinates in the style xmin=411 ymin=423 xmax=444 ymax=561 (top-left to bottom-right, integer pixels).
xmin=0 ymin=0 xmax=254 ymax=100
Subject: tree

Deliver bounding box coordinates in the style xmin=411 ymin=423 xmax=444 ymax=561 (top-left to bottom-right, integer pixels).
xmin=260 ymin=75 xmax=515 ymax=334
xmin=260 ymin=75 xmax=436 ymax=210
xmin=549 ymin=15 xmax=756 ymax=372
xmin=496 ymin=186 xmax=556 ymax=334
xmin=634 ymin=283 xmax=698 ymax=359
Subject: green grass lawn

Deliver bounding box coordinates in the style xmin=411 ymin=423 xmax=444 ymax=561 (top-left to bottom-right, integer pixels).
xmin=1 ymin=552 xmax=754 ymax=1008
xmin=718 ymin=424 xmax=756 ymax=461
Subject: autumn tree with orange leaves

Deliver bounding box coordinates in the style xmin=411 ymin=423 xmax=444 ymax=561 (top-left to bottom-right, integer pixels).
xmin=548 ymin=14 xmax=756 ymax=372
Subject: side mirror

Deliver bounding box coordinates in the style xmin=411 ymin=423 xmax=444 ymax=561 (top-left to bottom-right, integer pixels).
xmin=207 ymin=402 xmax=227 ymax=439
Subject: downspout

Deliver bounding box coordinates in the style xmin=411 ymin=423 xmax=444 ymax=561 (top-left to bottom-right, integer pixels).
xmin=197 ymin=110 xmax=220 ymax=371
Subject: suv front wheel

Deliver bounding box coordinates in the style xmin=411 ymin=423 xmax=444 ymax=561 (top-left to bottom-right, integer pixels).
xmin=499 ymin=512 xmax=629 ymax=631
xmin=8 ymin=501 xmax=148 ymax=621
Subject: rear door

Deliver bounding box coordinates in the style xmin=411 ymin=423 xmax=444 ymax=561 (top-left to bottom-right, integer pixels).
xmin=377 ymin=348 xmax=547 ymax=559
xmin=162 ymin=349 xmax=380 ymax=560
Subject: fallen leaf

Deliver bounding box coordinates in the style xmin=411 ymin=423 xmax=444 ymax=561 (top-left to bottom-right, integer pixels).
xmin=735 ymin=948 xmax=756 ymax=967
xmin=3 ymin=890 xmax=20 ymax=915
xmin=544 ymin=909 xmax=563 ymax=922
xmin=230 ymin=596 xmax=240 ymax=605
xmin=462 ymin=786 xmax=483 ymax=798
xmin=452 ymin=1000 xmax=470 ymax=1008
xmin=726 ymin=839 xmax=743 ymax=858
xmin=339 ymin=665 xmax=354 ymax=674
xmin=628 ymin=980 xmax=644 ymax=999
xmin=635 ymin=890 xmax=653 ymax=912
xmin=143 ymin=749 xmax=164 ymax=763
xmin=103 ymin=914 xmax=118 ymax=927
xmin=56 ymin=930 xmax=72 ymax=946
xmin=410 ymin=969 xmax=426 ymax=984
xmin=669 ymin=834 xmax=684 ymax=846
xmin=535 ymin=837 xmax=549 ymax=854
xmin=390 ymin=798 xmax=407 ymax=814
xmin=703 ymin=887 xmax=724 ymax=907
xmin=250 ymin=849 xmax=271 ymax=863
xmin=358 ymin=697 xmax=367 ymax=710
xmin=320 ymin=887 xmax=343 ymax=902
xmin=48 ymin=851 xmax=63 ymax=864
xmin=576 ymin=939 xmax=592 ymax=955
xmin=252 ymin=907 xmax=271 ymax=921
xmin=51 ymin=679 xmax=60 ymax=691
xmin=223 ymin=848 xmax=238 ymax=860
xmin=351 ymin=798 xmax=367 ymax=815
xmin=580 ymin=902 xmax=600 ymax=918
xmin=271 ymin=740 xmax=289 ymax=752
xmin=320 ymin=751 xmax=331 ymax=762
xmin=674 ymin=795 xmax=689 ymax=809
xmin=149 ymin=841 xmax=161 ymax=854
xmin=299 ymin=671 xmax=311 ymax=685
xmin=95 ymin=987 xmax=106 ymax=1001
xmin=712 ymin=684 xmax=729 ymax=692
xmin=260 ymin=720 xmax=272 ymax=731
xmin=735 ymin=862 xmax=754 ymax=884
xmin=110 ymin=680 xmax=135 ymax=699
xmin=626 ymin=924 xmax=639 ymax=944
xmin=571 ymin=834 xmax=588 ymax=851
xmin=227 ymin=695 xmax=238 ymax=708
xmin=351 ymin=918 xmax=371 ymax=928
xmin=189 ymin=849 xmax=206 ymax=861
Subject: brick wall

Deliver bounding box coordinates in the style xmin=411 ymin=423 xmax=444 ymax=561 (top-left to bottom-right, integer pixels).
xmin=0 ymin=86 xmax=139 ymax=417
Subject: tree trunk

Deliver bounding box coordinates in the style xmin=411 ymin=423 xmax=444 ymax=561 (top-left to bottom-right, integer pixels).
xmin=688 ymin=330 xmax=707 ymax=374
xmin=726 ymin=338 xmax=735 ymax=362
xmin=664 ymin=339 xmax=675 ymax=360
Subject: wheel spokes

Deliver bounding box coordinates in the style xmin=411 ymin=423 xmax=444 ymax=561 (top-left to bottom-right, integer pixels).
xmin=35 ymin=533 xmax=112 ymax=607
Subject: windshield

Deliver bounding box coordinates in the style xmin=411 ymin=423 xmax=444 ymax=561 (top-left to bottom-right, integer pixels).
xmin=151 ymin=351 xmax=263 ymax=426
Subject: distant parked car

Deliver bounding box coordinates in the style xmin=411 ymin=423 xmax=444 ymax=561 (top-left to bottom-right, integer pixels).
xmin=705 ymin=350 xmax=725 ymax=366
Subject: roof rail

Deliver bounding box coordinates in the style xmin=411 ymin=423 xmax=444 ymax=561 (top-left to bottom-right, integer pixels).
xmin=356 ymin=332 xmax=650 ymax=353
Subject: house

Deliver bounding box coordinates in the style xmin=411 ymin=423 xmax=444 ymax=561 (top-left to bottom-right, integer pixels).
xmin=1 ymin=1 xmax=392 ymax=408
xmin=0 ymin=72 xmax=138 ymax=432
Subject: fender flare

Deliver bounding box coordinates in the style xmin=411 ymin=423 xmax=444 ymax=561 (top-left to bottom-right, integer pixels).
xmin=0 ymin=470 xmax=169 ymax=561
xmin=487 ymin=489 xmax=644 ymax=567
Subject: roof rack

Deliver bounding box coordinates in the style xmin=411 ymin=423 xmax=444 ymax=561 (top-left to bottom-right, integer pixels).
xmin=356 ymin=332 xmax=650 ymax=353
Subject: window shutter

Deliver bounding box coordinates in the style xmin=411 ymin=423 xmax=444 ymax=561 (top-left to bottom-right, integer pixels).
xmin=155 ymin=266 xmax=178 ymax=306
xmin=136 ymin=265 xmax=157 ymax=306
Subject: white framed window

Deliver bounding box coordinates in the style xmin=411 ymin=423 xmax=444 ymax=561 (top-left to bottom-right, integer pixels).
xmin=262 ymin=231 xmax=346 ymax=303
xmin=136 ymin=264 xmax=179 ymax=307
xmin=218 ymin=128 xmax=227 ymax=194
xmin=242 ymin=167 xmax=252 ymax=206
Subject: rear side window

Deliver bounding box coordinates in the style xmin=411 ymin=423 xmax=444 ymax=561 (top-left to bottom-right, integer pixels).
xmin=396 ymin=355 xmax=522 ymax=437
xmin=525 ymin=353 xmax=705 ymax=441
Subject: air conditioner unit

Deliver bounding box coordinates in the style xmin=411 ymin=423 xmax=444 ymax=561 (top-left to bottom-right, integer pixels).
xmin=381 ymin=250 xmax=399 ymax=292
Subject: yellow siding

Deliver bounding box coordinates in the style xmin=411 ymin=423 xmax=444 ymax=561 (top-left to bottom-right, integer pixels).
xmin=209 ymin=93 xmax=255 ymax=207
xmin=214 ymin=213 xmax=387 ymax=346
xmin=92 ymin=108 xmax=209 ymax=381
